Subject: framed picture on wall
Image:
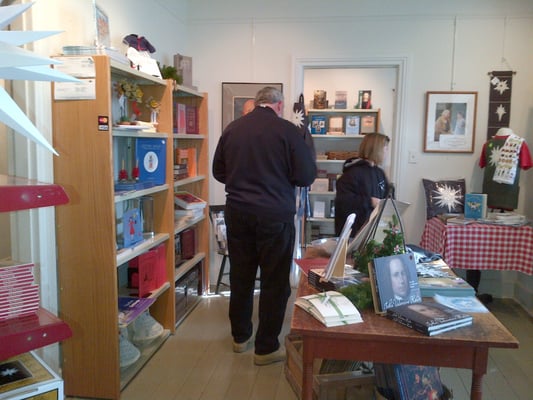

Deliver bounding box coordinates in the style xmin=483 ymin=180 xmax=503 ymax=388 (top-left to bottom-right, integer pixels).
xmin=221 ymin=82 xmax=283 ymax=130
xmin=424 ymin=91 xmax=477 ymax=153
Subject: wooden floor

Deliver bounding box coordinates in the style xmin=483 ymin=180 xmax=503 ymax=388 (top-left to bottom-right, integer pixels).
xmin=73 ymin=291 xmax=531 ymax=400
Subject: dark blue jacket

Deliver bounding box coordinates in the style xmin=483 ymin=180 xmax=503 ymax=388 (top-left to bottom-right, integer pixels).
xmin=213 ymin=106 xmax=317 ymax=222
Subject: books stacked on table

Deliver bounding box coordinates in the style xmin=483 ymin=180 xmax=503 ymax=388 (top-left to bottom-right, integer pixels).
xmin=386 ymin=300 xmax=472 ymax=336
xmin=295 ymin=291 xmax=363 ymax=327
xmin=416 ymin=258 xmax=475 ymax=297
xmin=307 ymin=267 xmax=367 ymax=292
xmin=0 ymin=260 xmax=40 ymax=321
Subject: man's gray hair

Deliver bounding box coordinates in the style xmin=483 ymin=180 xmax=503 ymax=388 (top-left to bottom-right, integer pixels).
xmin=255 ymin=86 xmax=283 ymax=106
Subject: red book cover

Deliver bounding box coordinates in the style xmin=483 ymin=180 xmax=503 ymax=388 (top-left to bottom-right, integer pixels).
xmin=185 ymin=105 xmax=199 ymax=134
xmin=174 ymin=191 xmax=206 ymax=210
xmin=180 ymin=228 xmax=196 ymax=260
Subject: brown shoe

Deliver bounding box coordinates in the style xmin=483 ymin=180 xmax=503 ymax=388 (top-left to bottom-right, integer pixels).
xmin=254 ymin=348 xmax=286 ymax=366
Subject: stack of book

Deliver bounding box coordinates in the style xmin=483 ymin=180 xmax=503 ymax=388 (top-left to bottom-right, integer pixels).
xmin=174 ymin=191 xmax=206 ymax=212
xmin=295 ymin=291 xmax=363 ymax=327
xmin=0 ymin=260 xmax=40 ymax=321
xmin=416 ymin=258 xmax=475 ymax=297
xmin=386 ymin=300 xmax=472 ymax=336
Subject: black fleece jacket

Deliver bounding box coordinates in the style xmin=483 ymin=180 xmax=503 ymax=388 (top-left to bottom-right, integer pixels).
xmin=212 ymin=106 xmax=317 ymax=222
xmin=334 ymin=158 xmax=389 ymax=236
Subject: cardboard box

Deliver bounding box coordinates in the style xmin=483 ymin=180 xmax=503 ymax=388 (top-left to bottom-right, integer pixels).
xmin=284 ymin=334 xmax=376 ymax=400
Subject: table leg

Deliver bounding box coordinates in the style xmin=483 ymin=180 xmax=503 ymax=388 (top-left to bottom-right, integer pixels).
xmin=301 ymin=339 xmax=314 ymax=400
xmin=470 ymin=348 xmax=489 ymax=400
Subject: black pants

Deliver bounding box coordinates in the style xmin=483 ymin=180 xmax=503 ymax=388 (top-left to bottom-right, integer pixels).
xmin=225 ymin=205 xmax=294 ymax=355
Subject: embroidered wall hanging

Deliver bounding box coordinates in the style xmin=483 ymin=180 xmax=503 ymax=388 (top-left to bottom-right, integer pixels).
xmin=486 ymin=70 xmax=514 ymax=139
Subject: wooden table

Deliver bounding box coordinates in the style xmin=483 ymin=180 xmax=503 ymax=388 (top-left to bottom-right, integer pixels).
xmin=290 ymin=275 xmax=519 ymax=400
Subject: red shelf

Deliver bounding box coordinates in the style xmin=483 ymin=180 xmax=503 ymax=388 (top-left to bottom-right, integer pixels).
xmin=0 ymin=308 xmax=73 ymax=361
xmin=0 ymin=174 xmax=69 ymax=212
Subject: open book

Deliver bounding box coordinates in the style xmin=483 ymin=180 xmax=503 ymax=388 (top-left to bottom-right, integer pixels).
xmin=295 ymin=291 xmax=363 ymax=327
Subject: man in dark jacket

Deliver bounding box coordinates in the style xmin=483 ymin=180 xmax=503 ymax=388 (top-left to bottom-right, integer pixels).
xmin=213 ymin=86 xmax=316 ymax=365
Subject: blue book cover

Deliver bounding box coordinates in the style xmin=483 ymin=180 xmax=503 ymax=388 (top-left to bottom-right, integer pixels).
xmin=464 ymin=193 xmax=487 ymax=219
xmin=122 ymin=207 xmax=143 ymax=247
xmin=136 ymin=138 xmax=167 ymax=185
xmin=310 ymin=115 xmax=326 ymax=134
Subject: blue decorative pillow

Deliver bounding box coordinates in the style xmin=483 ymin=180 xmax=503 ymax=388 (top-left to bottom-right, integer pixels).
xmin=422 ymin=179 xmax=466 ymax=219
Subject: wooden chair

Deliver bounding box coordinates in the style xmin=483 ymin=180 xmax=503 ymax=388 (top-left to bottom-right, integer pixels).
xmin=209 ymin=205 xmax=229 ymax=294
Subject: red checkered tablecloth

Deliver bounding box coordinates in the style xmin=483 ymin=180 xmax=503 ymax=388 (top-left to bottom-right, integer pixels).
xmin=420 ymin=217 xmax=533 ymax=274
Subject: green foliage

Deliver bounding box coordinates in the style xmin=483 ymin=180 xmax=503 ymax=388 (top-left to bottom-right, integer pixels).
xmin=344 ymin=214 xmax=405 ymax=309
xmin=352 ymin=214 xmax=405 ymax=275
xmin=339 ymin=281 xmax=373 ymax=310
xmin=158 ymin=63 xmax=183 ymax=85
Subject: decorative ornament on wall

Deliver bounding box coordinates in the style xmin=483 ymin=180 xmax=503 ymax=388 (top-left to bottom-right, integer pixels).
xmin=0 ymin=2 xmax=79 ymax=155
xmin=487 ymin=70 xmax=515 ymax=140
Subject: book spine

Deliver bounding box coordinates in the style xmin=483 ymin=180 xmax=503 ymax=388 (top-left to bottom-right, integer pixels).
xmin=386 ymin=312 xmax=430 ymax=335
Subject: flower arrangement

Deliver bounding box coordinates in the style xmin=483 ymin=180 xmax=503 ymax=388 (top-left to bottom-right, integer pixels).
xmin=115 ymin=79 xmax=143 ymax=122
xmin=115 ymin=79 xmax=143 ymax=102
xmin=145 ymin=96 xmax=160 ymax=125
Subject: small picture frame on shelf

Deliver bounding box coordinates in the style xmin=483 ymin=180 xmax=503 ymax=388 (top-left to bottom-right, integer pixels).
xmin=345 ymin=115 xmax=361 ymax=135
xmin=356 ymin=90 xmax=372 ymax=109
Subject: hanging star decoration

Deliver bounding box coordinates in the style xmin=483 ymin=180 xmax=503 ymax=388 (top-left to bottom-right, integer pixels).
xmin=432 ymin=184 xmax=463 ymax=212
xmin=0 ymin=2 xmax=79 ymax=155
xmin=493 ymin=79 xmax=509 ymax=95
xmin=292 ymin=108 xmax=305 ymax=128
xmin=488 ymin=145 xmax=502 ymax=166
xmin=495 ymin=104 xmax=507 ymax=121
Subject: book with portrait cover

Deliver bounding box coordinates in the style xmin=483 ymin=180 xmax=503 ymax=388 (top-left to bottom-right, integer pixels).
xmin=345 ymin=115 xmax=360 ymax=135
xmin=370 ymin=253 xmax=421 ymax=314
xmin=386 ymin=300 xmax=472 ymax=336
xmin=464 ymin=193 xmax=487 ymax=219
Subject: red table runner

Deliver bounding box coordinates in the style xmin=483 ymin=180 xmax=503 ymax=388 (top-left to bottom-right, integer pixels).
xmin=420 ymin=217 xmax=533 ymax=275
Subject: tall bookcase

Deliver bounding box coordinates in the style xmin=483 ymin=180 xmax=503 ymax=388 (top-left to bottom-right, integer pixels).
xmin=173 ymin=87 xmax=209 ymax=315
xmin=306 ymin=108 xmax=381 ymax=242
xmin=52 ymin=55 xmax=175 ymax=399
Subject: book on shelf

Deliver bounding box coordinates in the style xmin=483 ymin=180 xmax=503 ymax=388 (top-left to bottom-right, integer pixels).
xmin=295 ymin=291 xmax=363 ymax=327
xmin=386 ymin=300 xmax=472 ymax=336
xmin=464 ymin=193 xmax=488 ymax=219
xmin=136 ymin=137 xmax=167 ymax=185
xmin=369 ymin=253 xmax=422 ymax=314
xmin=327 ymin=115 xmax=344 ymax=134
xmin=185 ymin=105 xmax=199 ymax=134
xmin=175 ymin=147 xmax=197 ymax=177
xmin=334 ymin=91 xmax=347 ymax=109
xmin=312 ymin=200 xmax=326 ymax=218
xmin=360 ymin=114 xmax=376 ymax=134
xmin=174 ymin=191 xmax=206 ymax=210
xmin=178 ymin=227 xmax=196 ymax=260
xmin=118 ymin=296 xmax=156 ymax=325
xmin=345 ymin=115 xmax=360 ymax=135
xmin=310 ymin=114 xmax=326 ymax=134
xmin=310 ymin=177 xmax=329 ymax=192
xmin=175 ymin=103 xmax=187 ymax=134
